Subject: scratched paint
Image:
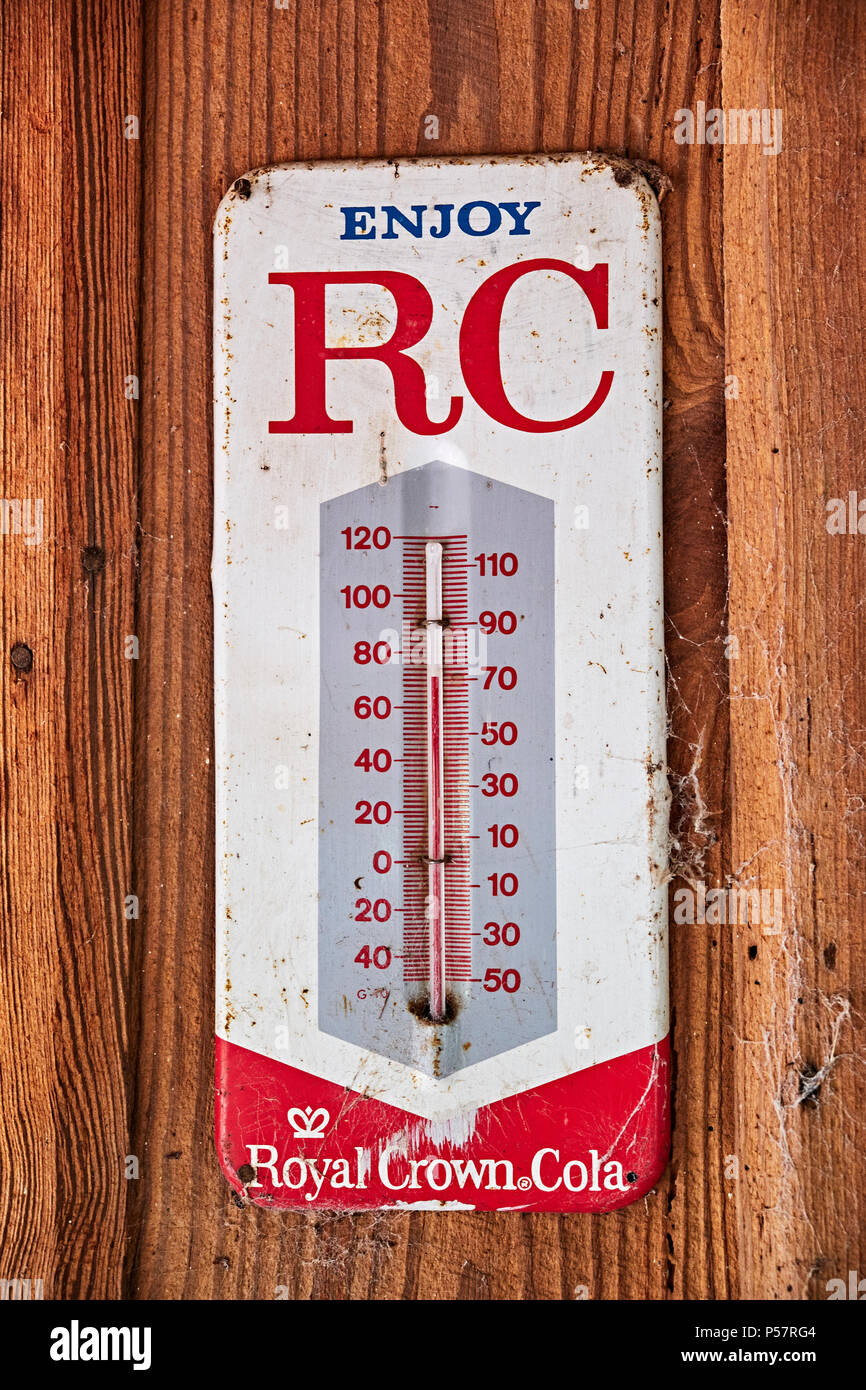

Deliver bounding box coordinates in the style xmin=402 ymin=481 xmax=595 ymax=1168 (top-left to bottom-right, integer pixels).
xmin=213 ymin=155 xmax=670 ymax=1211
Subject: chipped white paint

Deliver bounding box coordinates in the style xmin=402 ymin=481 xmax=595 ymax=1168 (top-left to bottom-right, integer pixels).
xmin=214 ymin=155 xmax=667 ymax=1130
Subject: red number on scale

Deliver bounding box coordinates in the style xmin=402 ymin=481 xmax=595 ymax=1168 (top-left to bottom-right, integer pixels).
xmin=355 ymin=801 xmax=392 ymax=824
xmin=481 ymin=773 xmax=518 ymax=797
xmin=488 ymin=824 xmax=519 ymax=847
xmin=480 ymin=721 xmax=518 ymax=745
xmin=372 ymin=850 xmax=392 ymax=873
xmin=342 ymin=526 xmax=391 ymax=550
xmin=483 ymin=921 xmax=521 ymax=946
xmin=354 ymin=898 xmax=392 ymax=923
xmin=341 ymin=584 xmax=391 ymax=609
xmin=488 ymin=873 xmax=519 ymax=896
xmin=354 ymin=748 xmax=392 ymax=772
xmin=474 ymin=552 xmax=518 ymax=576
xmin=479 ymin=610 xmax=517 ymax=634
xmin=354 ymin=641 xmax=392 ymax=664
xmin=354 ymin=695 xmax=391 ymax=719
xmin=482 ymin=666 xmax=517 ymax=690
xmin=354 ymin=944 xmax=393 ymax=969
xmin=483 ymin=967 xmax=521 ymax=993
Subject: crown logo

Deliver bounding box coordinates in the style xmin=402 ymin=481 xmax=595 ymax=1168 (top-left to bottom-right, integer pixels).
xmin=287 ymin=1105 xmax=330 ymax=1140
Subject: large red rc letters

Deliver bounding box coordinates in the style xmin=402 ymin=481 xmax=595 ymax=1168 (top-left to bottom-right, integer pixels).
xmin=268 ymin=270 xmax=462 ymax=435
xmin=268 ymin=259 xmax=612 ymax=435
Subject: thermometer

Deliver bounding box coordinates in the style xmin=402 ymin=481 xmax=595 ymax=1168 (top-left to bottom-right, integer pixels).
xmin=214 ymin=154 xmax=670 ymax=1212
xmin=424 ymin=539 xmax=446 ymax=1024
xmin=318 ymin=459 xmax=556 ymax=1075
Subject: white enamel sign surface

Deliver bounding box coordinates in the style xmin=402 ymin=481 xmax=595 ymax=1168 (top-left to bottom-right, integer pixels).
xmin=213 ymin=156 xmax=668 ymax=1179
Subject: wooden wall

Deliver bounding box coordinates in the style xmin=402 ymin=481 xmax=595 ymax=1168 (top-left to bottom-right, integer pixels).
xmin=0 ymin=0 xmax=863 ymax=1300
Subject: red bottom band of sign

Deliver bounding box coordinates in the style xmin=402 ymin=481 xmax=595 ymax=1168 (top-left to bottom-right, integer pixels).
xmin=215 ymin=1034 xmax=670 ymax=1212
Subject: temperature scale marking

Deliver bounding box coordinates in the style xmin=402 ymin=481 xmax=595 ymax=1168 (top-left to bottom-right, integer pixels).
xmin=318 ymin=459 xmax=557 ymax=1075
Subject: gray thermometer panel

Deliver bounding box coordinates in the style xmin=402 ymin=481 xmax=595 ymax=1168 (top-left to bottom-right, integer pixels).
xmin=319 ymin=459 xmax=556 ymax=1074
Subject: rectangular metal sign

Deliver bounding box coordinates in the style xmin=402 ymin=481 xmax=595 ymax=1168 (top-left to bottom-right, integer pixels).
xmin=214 ymin=154 xmax=669 ymax=1211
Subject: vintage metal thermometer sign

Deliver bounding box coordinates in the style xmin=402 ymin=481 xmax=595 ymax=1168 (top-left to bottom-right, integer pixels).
xmin=214 ymin=155 xmax=669 ymax=1211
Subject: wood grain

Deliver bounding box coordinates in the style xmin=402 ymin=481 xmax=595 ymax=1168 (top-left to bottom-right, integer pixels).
xmin=127 ymin=0 xmax=728 ymax=1301
xmin=723 ymin=0 xmax=866 ymax=1299
xmin=0 ymin=0 xmax=139 ymax=1299
xmin=1 ymin=0 xmax=862 ymax=1302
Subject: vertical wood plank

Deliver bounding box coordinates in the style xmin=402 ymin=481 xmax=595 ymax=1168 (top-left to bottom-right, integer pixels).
xmin=54 ymin=0 xmax=140 ymax=1299
xmin=723 ymin=0 xmax=866 ymax=1299
xmin=129 ymin=0 xmax=727 ymax=1300
xmin=0 ymin=0 xmax=62 ymax=1299
xmin=0 ymin=0 xmax=139 ymax=1298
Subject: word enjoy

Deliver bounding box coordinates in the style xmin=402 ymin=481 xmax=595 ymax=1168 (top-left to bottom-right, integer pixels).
xmin=340 ymin=200 xmax=541 ymax=240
